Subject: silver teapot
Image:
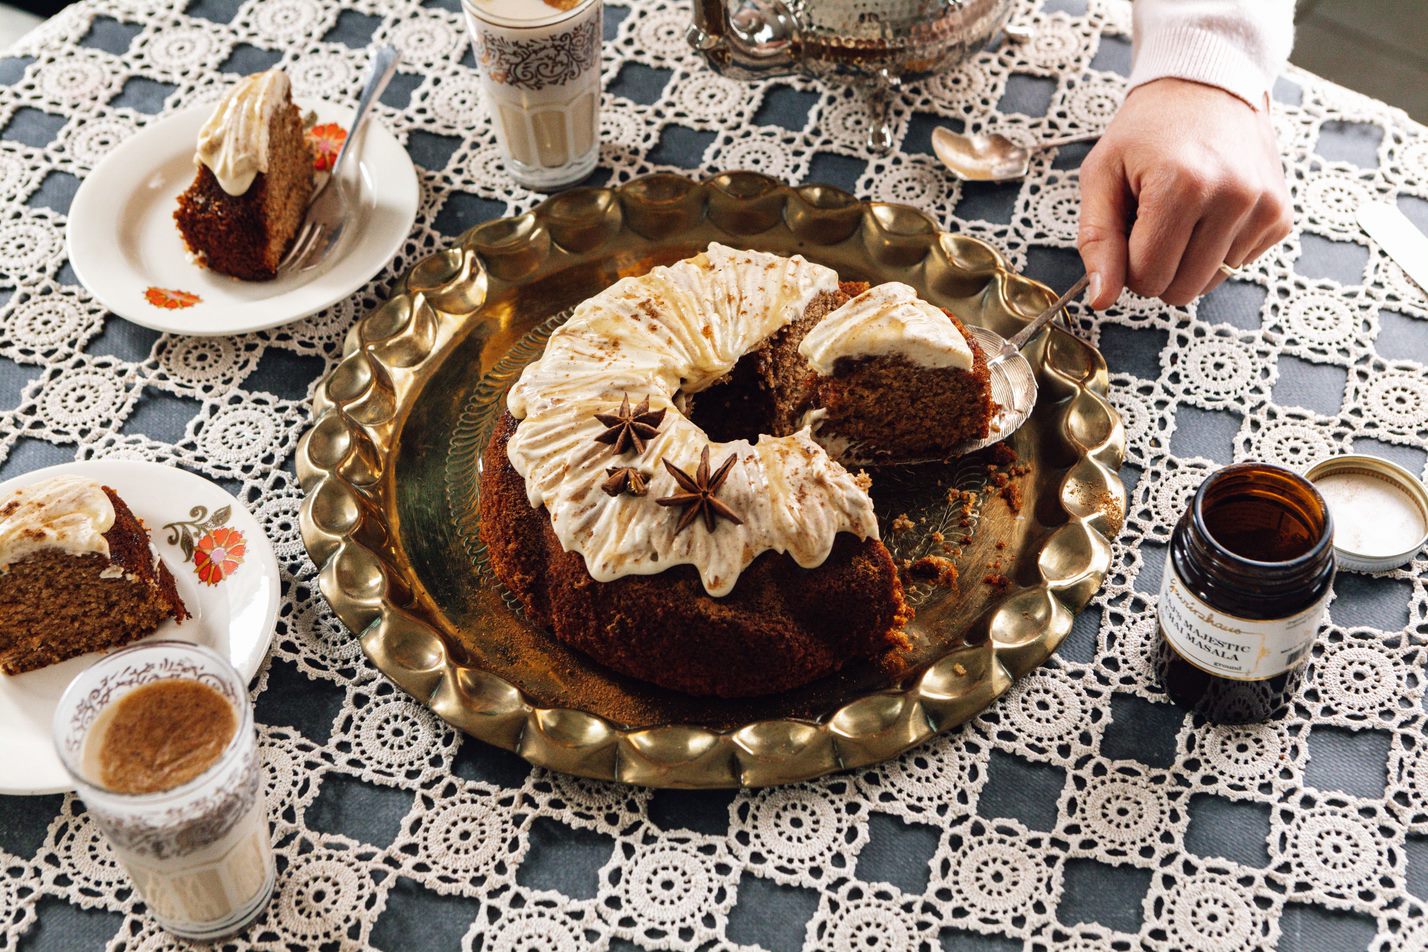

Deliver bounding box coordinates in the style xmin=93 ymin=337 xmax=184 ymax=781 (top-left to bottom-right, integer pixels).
xmin=688 ymin=0 xmax=1015 ymax=153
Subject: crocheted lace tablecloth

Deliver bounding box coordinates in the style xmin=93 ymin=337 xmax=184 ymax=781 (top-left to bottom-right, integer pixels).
xmin=0 ymin=0 xmax=1426 ymax=949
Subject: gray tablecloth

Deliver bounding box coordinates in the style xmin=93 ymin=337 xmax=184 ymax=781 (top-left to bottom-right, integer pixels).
xmin=1 ymin=0 xmax=1426 ymax=949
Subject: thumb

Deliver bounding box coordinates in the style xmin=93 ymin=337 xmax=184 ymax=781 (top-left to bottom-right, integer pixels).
xmin=1077 ymin=154 xmax=1131 ymax=310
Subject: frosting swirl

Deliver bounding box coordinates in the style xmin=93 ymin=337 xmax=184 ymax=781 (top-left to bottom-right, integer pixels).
xmin=0 ymin=475 xmax=114 ymax=570
xmin=799 ymin=281 xmax=973 ymax=374
xmin=505 ymin=243 xmax=879 ymax=597
xmin=195 ymin=69 xmax=291 ymax=196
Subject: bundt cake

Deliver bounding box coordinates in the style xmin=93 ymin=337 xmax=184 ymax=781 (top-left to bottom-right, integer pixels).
xmin=174 ymin=69 xmax=314 ymax=281
xmin=0 ymin=476 xmax=188 ymax=675
xmin=479 ymin=243 xmax=995 ymax=698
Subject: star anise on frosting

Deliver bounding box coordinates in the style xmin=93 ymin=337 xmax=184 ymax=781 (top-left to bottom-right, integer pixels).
xmin=594 ymin=394 xmax=666 ymax=455
xmin=657 ymin=446 xmax=743 ymax=534
xmin=601 ymin=466 xmax=649 ymax=497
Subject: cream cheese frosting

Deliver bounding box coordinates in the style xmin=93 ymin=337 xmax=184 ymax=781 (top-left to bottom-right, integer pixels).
xmin=195 ymin=69 xmax=291 ymax=196
xmin=505 ymin=242 xmax=880 ymax=597
xmin=799 ymin=281 xmax=974 ymax=375
xmin=0 ymin=475 xmax=114 ymax=570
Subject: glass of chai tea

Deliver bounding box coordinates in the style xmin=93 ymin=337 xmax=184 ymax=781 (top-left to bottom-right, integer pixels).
xmin=461 ymin=0 xmax=603 ymax=190
xmin=53 ymin=641 xmax=275 ymax=941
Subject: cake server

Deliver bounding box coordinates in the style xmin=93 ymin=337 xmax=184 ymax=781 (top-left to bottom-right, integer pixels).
xmin=951 ymin=272 xmax=1091 ymax=453
xmin=280 ymin=45 xmax=401 ymax=274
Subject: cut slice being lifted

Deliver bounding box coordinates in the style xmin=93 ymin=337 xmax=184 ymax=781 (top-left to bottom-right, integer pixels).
xmin=800 ymin=282 xmax=996 ymax=461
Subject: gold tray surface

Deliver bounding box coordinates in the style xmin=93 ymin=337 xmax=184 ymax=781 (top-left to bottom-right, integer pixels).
xmin=296 ymin=172 xmax=1126 ymax=788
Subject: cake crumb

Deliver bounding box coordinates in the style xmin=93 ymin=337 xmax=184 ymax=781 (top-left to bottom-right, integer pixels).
xmin=854 ymin=470 xmax=873 ymax=492
xmin=909 ymin=555 xmax=959 ymax=589
xmin=891 ymin=513 xmax=915 ymax=533
xmin=983 ymin=573 xmax=1011 ymax=590
xmin=953 ymin=662 xmax=968 ymax=676
xmin=995 ymin=540 xmax=1007 ymax=550
xmin=931 ymin=531 xmax=945 ymax=544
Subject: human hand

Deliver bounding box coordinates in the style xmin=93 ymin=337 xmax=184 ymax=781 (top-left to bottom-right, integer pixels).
xmin=1077 ymin=77 xmax=1293 ymax=309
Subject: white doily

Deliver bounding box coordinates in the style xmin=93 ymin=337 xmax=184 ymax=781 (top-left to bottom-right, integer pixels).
xmin=0 ymin=0 xmax=1425 ymax=949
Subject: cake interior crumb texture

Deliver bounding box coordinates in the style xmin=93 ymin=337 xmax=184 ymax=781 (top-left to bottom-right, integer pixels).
xmin=173 ymin=99 xmax=313 ymax=281
xmin=0 ymin=488 xmax=188 ymax=675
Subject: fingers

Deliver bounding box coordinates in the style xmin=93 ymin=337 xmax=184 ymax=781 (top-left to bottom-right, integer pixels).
xmin=1076 ymin=149 xmax=1132 ymax=310
xmin=1196 ymin=186 xmax=1295 ymax=297
xmin=1160 ymin=201 xmax=1251 ymax=306
xmin=1125 ymin=173 xmax=1200 ymax=301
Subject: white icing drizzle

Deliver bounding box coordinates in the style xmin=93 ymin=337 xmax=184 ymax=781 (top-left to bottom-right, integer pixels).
xmin=505 ymin=243 xmax=879 ymax=597
xmin=799 ymin=281 xmax=973 ymax=375
xmin=0 ymin=475 xmax=114 ymax=569
xmin=195 ymin=69 xmax=291 ymax=196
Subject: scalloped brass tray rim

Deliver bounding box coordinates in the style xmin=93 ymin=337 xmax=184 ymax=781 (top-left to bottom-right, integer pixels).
xmin=296 ymin=171 xmax=1126 ymax=788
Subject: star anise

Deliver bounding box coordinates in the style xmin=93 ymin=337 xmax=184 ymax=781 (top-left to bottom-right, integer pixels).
xmin=594 ymin=394 xmax=666 ymax=455
xmin=601 ymin=466 xmax=649 ymax=497
xmin=657 ymin=446 xmax=743 ymax=534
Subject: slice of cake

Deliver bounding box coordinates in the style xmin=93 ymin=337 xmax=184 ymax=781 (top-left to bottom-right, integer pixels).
xmin=799 ymin=281 xmax=995 ymax=460
xmin=0 ymin=476 xmax=188 ymax=675
xmin=173 ymin=69 xmax=313 ymax=281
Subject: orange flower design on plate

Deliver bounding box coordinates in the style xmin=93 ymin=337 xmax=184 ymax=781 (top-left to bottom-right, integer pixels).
xmin=144 ymin=287 xmax=201 ymax=309
xmin=193 ymin=526 xmax=246 ymax=586
xmin=307 ymin=123 xmax=347 ymax=173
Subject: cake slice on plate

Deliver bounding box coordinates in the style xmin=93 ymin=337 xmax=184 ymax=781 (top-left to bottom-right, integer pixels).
xmin=0 ymin=475 xmax=188 ymax=675
xmin=174 ymin=69 xmax=314 ymax=281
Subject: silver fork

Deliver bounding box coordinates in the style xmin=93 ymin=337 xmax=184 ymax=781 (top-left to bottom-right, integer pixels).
xmin=279 ymin=45 xmax=401 ymax=275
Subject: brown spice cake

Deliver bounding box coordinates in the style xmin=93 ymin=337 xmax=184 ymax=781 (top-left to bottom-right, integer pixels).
xmin=480 ymin=256 xmax=995 ymax=698
xmin=0 ymin=478 xmax=188 ymax=675
xmin=173 ymin=70 xmax=313 ymax=281
xmin=481 ymin=413 xmax=911 ymax=698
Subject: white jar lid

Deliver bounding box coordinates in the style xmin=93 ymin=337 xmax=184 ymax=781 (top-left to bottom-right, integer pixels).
xmin=1303 ymin=455 xmax=1428 ymax=573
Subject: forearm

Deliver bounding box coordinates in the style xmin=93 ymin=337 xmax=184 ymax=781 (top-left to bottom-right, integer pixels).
xmin=1128 ymin=0 xmax=1296 ymax=108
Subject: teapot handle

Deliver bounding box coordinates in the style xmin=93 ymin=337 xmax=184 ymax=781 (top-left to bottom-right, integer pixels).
xmin=688 ymin=0 xmax=800 ymax=80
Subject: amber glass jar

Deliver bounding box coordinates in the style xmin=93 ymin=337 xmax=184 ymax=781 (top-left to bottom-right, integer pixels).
xmin=1155 ymin=462 xmax=1336 ymax=724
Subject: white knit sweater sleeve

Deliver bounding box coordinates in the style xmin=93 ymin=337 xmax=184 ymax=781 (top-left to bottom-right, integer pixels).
xmin=1128 ymin=0 xmax=1296 ymax=109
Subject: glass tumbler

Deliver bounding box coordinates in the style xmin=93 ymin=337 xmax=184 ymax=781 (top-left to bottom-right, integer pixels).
xmin=53 ymin=641 xmax=275 ymax=941
xmin=461 ymin=0 xmax=603 ymax=190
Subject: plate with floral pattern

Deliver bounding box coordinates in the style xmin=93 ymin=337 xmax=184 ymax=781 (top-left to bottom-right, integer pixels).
xmin=0 ymin=460 xmax=279 ymax=795
xmin=64 ymin=98 xmax=418 ymax=336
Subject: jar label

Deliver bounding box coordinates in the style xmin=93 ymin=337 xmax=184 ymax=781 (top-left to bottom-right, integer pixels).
xmin=1158 ymin=570 xmax=1329 ymax=681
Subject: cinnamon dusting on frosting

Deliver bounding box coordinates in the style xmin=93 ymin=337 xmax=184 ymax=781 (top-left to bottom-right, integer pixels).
xmin=503 ymin=243 xmax=879 ymax=597
xmin=0 ymin=475 xmax=115 ymax=570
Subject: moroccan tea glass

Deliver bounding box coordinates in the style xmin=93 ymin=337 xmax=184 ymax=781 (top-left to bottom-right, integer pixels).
xmin=52 ymin=641 xmax=275 ymax=941
xmin=461 ymin=0 xmax=603 ymax=190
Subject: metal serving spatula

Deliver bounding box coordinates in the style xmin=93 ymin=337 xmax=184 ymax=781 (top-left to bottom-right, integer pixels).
xmin=954 ymin=272 xmax=1091 ymax=454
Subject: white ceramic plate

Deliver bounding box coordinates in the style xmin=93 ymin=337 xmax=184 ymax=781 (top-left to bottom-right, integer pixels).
xmin=0 ymin=461 xmax=280 ymax=794
xmin=66 ymin=99 xmax=418 ymax=336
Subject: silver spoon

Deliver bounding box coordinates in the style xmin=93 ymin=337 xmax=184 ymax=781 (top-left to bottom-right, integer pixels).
xmin=830 ymin=274 xmax=1090 ymax=466
xmin=279 ymin=44 xmax=401 ymax=274
xmin=932 ymin=126 xmax=1101 ymax=183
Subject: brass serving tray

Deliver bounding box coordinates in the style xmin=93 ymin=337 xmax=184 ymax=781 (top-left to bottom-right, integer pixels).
xmin=296 ymin=172 xmax=1125 ymax=788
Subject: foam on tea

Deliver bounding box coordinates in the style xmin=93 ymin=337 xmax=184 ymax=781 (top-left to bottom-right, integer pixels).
xmin=87 ymin=679 xmax=237 ymax=794
xmin=471 ymin=0 xmax=581 ymax=23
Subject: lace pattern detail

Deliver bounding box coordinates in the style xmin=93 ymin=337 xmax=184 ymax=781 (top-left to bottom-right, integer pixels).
xmin=0 ymin=0 xmax=1424 ymax=948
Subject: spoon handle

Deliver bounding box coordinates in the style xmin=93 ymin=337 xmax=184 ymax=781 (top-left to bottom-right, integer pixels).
xmin=1004 ymin=272 xmax=1091 ymax=352
xmin=1034 ymin=132 xmax=1101 ymax=152
xmin=331 ymin=45 xmax=401 ymax=179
